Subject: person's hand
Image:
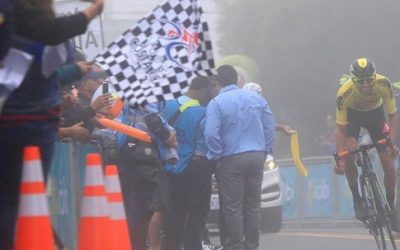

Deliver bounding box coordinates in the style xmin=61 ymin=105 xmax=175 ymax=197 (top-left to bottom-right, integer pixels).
xmin=91 ymin=93 xmax=113 ymax=111
xmin=93 ymin=0 xmax=104 ymax=13
xmin=77 ymin=61 xmax=92 ymax=74
xmin=281 ymin=125 xmax=295 ymax=136
xmin=68 ymin=122 xmax=91 ymax=142
xmin=62 ymin=92 xmax=79 ymax=106
xmin=82 ymin=0 xmax=104 ymax=21
xmin=165 ymin=131 xmax=178 ymax=148
xmin=276 ymin=123 xmax=295 ymax=136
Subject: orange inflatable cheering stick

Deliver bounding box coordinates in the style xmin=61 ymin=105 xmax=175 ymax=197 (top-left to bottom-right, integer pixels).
xmin=98 ymin=117 xmax=151 ymax=143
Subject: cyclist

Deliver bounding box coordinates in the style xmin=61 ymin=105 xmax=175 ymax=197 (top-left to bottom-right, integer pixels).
xmin=336 ymin=57 xmax=399 ymax=230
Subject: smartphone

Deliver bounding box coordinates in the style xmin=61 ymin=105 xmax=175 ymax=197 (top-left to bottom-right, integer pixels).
xmin=102 ymin=82 xmax=108 ymax=94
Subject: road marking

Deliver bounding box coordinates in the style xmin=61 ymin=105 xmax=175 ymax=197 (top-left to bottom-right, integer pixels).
xmin=279 ymin=232 xmax=400 ymax=242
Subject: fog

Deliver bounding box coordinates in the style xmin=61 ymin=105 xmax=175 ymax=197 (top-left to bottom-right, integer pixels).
xmin=100 ymin=0 xmax=400 ymax=158
xmin=214 ymin=0 xmax=400 ymax=158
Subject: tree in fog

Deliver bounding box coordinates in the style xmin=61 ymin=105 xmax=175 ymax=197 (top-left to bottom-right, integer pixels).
xmin=215 ymin=0 xmax=400 ymax=157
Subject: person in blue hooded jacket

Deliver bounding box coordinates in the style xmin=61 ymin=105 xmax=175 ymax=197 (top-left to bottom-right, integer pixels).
xmin=117 ymin=103 xmax=177 ymax=250
xmin=162 ymin=76 xmax=216 ymax=250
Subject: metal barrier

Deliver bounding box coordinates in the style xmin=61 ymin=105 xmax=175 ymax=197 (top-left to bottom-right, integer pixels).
xmin=46 ymin=142 xmax=398 ymax=248
xmin=278 ymin=154 xmax=390 ymax=228
xmin=48 ymin=140 xmax=101 ymax=250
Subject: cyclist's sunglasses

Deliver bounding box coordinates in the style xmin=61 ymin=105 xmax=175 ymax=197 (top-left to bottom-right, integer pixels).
xmin=353 ymin=76 xmax=375 ymax=85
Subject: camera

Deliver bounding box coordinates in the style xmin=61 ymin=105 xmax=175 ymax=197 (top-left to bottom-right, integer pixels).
xmin=144 ymin=113 xmax=171 ymax=142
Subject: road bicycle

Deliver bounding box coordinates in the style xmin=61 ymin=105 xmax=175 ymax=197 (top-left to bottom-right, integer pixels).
xmin=334 ymin=138 xmax=397 ymax=250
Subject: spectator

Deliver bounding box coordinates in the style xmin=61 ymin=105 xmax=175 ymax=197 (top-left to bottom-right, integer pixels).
xmin=204 ymin=65 xmax=275 ymax=249
xmin=162 ymin=76 xmax=215 ymax=250
xmin=76 ymin=66 xmax=109 ymax=108
xmin=57 ymin=51 xmax=112 ymax=140
xmin=59 ymin=91 xmax=112 ymax=143
xmin=243 ymin=82 xmax=294 ymax=136
xmin=0 ymin=0 xmax=103 ymax=248
xmin=63 ymin=69 xmax=113 ymax=133
xmin=58 ymin=60 xmax=92 ymax=87
xmin=117 ymin=103 xmax=176 ymax=250
xmin=58 ymin=91 xmax=91 ymax=142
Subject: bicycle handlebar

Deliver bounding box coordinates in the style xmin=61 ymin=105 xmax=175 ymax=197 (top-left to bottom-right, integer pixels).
xmin=333 ymin=136 xmax=392 ymax=165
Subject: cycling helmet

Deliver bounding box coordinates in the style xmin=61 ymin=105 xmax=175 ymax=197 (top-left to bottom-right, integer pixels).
xmin=350 ymin=58 xmax=376 ymax=80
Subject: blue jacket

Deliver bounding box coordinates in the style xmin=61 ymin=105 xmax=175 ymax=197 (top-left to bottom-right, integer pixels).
xmin=117 ymin=103 xmax=166 ymax=148
xmin=162 ymin=96 xmax=206 ymax=174
xmin=117 ymin=103 xmax=176 ymax=166
xmin=205 ymin=84 xmax=275 ymax=160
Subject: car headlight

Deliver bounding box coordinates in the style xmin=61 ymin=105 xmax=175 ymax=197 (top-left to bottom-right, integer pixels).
xmin=264 ymin=154 xmax=277 ymax=171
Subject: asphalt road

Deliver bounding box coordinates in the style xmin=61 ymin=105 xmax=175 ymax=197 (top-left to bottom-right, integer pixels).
xmin=211 ymin=226 xmax=400 ymax=250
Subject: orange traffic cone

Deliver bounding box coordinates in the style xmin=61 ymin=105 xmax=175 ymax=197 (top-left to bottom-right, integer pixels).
xmin=15 ymin=146 xmax=55 ymax=250
xmin=78 ymin=153 xmax=111 ymax=250
xmin=105 ymin=165 xmax=133 ymax=250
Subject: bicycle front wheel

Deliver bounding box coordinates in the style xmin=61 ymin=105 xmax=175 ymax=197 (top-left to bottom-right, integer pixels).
xmin=360 ymin=174 xmax=386 ymax=250
xmin=370 ymin=173 xmax=397 ymax=250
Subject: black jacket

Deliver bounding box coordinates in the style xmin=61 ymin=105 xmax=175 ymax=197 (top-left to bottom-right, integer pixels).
xmin=13 ymin=0 xmax=89 ymax=45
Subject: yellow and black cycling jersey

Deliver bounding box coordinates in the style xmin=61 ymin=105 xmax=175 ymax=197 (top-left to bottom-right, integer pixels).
xmin=336 ymin=74 xmax=397 ymax=125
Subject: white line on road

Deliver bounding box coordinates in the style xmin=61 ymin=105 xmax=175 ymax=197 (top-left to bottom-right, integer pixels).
xmin=278 ymin=232 xmax=400 ymax=242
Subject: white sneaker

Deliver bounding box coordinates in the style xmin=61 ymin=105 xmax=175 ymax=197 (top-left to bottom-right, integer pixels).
xmin=202 ymin=242 xmax=223 ymax=250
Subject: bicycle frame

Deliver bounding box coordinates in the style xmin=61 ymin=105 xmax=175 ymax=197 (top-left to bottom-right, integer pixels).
xmin=334 ymin=138 xmax=397 ymax=250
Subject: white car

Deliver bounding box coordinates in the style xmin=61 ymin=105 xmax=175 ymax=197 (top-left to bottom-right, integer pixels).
xmin=207 ymin=155 xmax=283 ymax=233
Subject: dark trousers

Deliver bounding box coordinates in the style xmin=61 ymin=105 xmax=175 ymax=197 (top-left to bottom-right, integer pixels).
xmin=118 ymin=147 xmax=168 ymax=250
xmin=0 ymin=121 xmax=57 ymax=250
xmin=165 ymin=157 xmax=213 ymax=250
xmin=216 ymin=152 xmax=265 ymax=250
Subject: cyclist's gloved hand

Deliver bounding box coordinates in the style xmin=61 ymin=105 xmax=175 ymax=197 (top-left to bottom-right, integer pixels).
xmin=390 ymin=144 xmax=399 ymax=158
xmin=334 ymin=158 xmax=345 ymax=175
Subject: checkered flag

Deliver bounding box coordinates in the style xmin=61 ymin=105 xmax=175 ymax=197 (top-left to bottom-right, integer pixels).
xmin=95 ymin=0 xmax=216 ymax=107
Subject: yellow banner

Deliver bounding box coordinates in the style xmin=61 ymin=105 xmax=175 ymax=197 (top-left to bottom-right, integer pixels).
xmin=290 ymin=131 xmax=308 ymax=176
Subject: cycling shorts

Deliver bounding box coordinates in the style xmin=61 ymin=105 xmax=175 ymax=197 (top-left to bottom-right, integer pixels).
xmin=346 ymin=105 xmax=388 ymax=150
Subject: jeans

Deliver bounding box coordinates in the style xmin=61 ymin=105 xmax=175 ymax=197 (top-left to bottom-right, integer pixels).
xmin=118 ymin=146 xmax=168 ymax=250
xmin=165 ymin=157 xmax=213 ymax=250
xmin=216 ymin=152 xmax=265 ymax=250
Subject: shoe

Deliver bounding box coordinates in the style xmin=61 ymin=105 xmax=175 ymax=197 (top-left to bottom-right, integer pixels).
xmin=390 ymin=209 xmax=400 ymax=232
xmin=202 ymin=242 xmax=223 ymax=250
xmin=353 ymin=199 xmax=368 ymax=221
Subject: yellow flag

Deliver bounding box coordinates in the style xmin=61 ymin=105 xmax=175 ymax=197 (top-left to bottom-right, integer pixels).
xmin=290 ymin=131 xmax=308 ymax=176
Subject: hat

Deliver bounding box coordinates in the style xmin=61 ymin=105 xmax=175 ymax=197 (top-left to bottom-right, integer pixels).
xmin=74 ymin=69 xmax=108 ymax=88
xmin=243 ymin=82 xmax=262 ymax=94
